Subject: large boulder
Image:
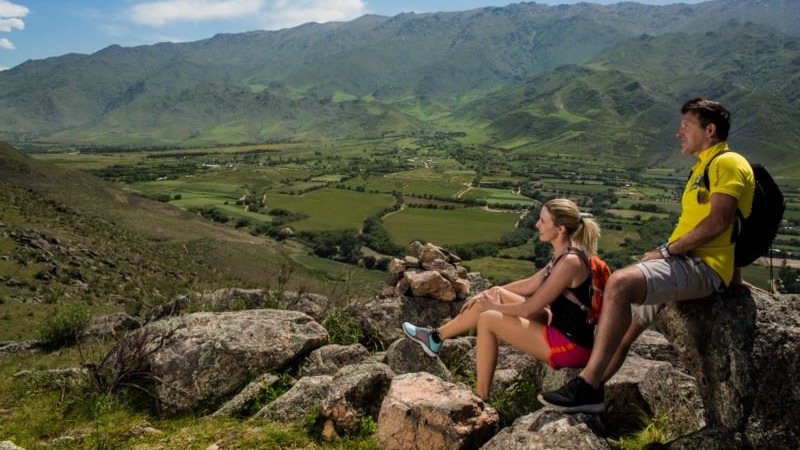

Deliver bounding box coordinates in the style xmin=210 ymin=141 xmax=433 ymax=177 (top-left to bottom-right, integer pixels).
xmin=603 ymin=355 xmax=705 ymax=438
xmin=480 ymin=409 xmax=608 ymax=450
xmin=98 ymin=309 xmax=328 ymax=413
xmin=377 ymin=372 xmax=499 ymax=450
xmin=404 ymin=270 xmax=457 ymax=302
xmin=320 ymin=363 xmax=395 ymax=436
xmin=383 ymin=338 xmax=453 ymax=381
xmin=298 ymin=344 xmax=372 ymax=377
xmin=252 ymin=375 xmax=332 ymax=422
xmin=658 ymin=288 xmax=800 ymax=448
xmin=348 ymin=294 xmax=463 ymax=347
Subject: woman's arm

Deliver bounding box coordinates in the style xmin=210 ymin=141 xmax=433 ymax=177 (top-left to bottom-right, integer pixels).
xmin=498 ymin=268 xmax=547 ymax=297
xmin=478 ymin=254 xmax=585 ymax=317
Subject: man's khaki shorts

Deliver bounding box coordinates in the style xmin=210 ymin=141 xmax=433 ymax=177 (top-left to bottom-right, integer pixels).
xmin=630 ymin=254 xmax=724 ymax=327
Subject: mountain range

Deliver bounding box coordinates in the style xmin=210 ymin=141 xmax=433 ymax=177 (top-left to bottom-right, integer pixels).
xmin=0 ymin=0 xmax=798 ymax=170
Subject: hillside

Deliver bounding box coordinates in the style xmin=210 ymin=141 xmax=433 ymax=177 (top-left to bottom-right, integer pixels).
xmin=0 ymin=0 xmax=798 ymax=162
xmin=456 ymin=22 xmax=800 ymax=169
xmin=0 ymin=141 xmax=380 ymax=340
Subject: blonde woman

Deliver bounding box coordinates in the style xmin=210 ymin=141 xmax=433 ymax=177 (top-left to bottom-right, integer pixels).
xmin=402 ymin=198 xmax=602 ymax=400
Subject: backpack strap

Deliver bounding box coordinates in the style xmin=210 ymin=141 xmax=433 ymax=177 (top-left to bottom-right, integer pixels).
xmin=700 ymin=150 xmax=744 ymax=242
xmin=546 ymin=247 xmax=592 ymax=312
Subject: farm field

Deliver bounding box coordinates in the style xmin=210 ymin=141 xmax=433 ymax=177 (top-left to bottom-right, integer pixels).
xmin=28 ymin=134 xmax=800 ymax=292
xmin=384 ymin=207 xmax=521 ymax=247
xmin=267 ymin=188 xmax=396 ymax=231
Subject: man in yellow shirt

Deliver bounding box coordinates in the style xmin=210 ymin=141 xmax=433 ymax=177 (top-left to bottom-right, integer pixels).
xmin=539 ymin=97 xmax=755 ymax=413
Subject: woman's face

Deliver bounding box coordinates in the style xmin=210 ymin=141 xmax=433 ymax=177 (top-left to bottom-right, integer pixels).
xmin=536 ymin=207 xmax=560 ymax=243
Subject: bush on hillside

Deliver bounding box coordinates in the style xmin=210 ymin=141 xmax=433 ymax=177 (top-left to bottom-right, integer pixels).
xmin=38 ymin=304 xmax=92 ymax=350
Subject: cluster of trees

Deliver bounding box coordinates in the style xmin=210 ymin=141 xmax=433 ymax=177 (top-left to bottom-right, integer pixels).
xmin=90 ymin=162 xmax=200 ymax=183
xmin=777 ymin=264 xmax=800 ymax=293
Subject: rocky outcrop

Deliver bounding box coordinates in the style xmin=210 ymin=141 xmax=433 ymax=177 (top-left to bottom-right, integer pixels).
xmin=20 ymin=278 xmax=799 ymax=448
xmin=81 ymin=312 xmax=141 ymax=339
xmin=658 ymin=288 xmax=800 ymax=448
xmin=481 ymin=409 xmax=608 ymax=450
xmin=298 ymin=343 xmax=372 ymax=377
xmin=383 ymin=241 xmax=472 ymax=302
xmin=145 ymin=289 xmax=330 ymax=323
xmin=211 ymin=373 xmax=280 ymax=418
xmin=97 ymin=309 xmax=328 ymax=412
xmin=377 ymin=372 xmax=499 ymax=450
xmin=603 ymin=355 xmax=705 ymax=438
xmin=320 ymin=363 xmax=395 ymax=437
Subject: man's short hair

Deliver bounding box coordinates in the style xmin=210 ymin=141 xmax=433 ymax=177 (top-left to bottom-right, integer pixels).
xmin=680 ymin=97 xmax=731 ymax=140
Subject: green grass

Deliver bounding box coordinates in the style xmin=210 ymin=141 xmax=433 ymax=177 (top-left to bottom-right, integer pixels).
xmin=384 ymin=207 xmax=519 ymax=247
xmin=0 ymin=348 xmax=377 ymax=450
xmin=463 ymin=257 xmax=537 ymax=285
xmin=343 ymin=175 xmax=467 ymax=198
xmin=607 ymin=209 xmax=670 ymax=220
xmin=461 ymin=187 xmax=535 ymax=207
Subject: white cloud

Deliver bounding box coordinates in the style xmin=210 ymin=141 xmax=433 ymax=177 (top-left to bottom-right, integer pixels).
xmin=0 ymin=17 xmax=24 ymax=31
xmin=0 ymin=0 xmax=28 ymax=18
xmin=130 ymin=0 xmax=266 ymax=26
xmin=0 ymin=37 xmax=14 ymax=50
xmin=127 ymin=0 xmax=365 ymax=29
xmin=261 ymin=0 xmax=366 ymax=29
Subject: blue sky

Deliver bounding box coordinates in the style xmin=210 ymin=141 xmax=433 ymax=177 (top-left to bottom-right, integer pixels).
xmin=0 ymin=0 xmax=706 ymax=71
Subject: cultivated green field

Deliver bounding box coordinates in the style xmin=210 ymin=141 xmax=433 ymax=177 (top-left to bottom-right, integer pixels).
xmin=267 ymin=188 xmax=396 ymax=231
xmin=26 ymin=134 xmax=800 ymax=293
xmin=384 ymin=207 xmax=520 ymax=247
xmin=464 ymin=256 xmax=538 ymax=285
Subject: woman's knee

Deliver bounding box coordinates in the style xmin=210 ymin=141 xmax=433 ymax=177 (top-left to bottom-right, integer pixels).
xmin=476 ymin=310 xmax=503 ymax=332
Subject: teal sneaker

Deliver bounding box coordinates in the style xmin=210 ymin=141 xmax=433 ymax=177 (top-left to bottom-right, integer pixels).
xmin=402 ymin=322 xmax=442 ymax=357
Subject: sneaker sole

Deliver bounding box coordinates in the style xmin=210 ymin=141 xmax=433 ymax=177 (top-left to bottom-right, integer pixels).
xmin=537 ymin=394 xmax=605 ymax=414
xmin=401 ymin=328 xmax=440 ymax=358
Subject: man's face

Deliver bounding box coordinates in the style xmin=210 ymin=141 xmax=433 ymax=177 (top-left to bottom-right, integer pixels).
xmin=676 ymin=112 xmax=711 ymax=156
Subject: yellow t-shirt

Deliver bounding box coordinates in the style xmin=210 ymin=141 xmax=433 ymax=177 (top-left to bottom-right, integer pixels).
xmin=668 ymin=141 xmax=755 ymax=284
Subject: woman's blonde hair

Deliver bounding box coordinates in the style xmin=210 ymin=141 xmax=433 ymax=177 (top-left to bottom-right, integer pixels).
xmin=542 ymin=198 xmax=601 ymax=256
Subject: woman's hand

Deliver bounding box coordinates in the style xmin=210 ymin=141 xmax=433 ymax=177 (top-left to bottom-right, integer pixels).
xmin=462 ymin=287 xmax=501 ymax=313
xmin=477 ymin=295 xmax=500 ymax=311
xmin=459 ymin=296 xmax=479 ymax=313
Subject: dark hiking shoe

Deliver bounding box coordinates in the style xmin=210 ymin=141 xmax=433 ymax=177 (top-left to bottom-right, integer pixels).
xmin=537 ymin=376 xmax=605 ymax=413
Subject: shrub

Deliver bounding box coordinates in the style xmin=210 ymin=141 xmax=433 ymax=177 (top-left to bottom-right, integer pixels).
xmin=38 ymin=304 xmax=92 ymax=350
xmin=490 ymin=379 xmax=542 ymax=427
xmin=322 ymin=306 xmax=364 ymax=345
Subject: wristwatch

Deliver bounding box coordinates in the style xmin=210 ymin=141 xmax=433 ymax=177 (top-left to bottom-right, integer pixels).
xmin=658 ymin=243 xmax=672 ymax=259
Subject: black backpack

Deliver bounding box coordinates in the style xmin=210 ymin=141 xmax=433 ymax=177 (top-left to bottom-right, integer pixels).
xmin=701 ymin=151 xmax=785 ymax=267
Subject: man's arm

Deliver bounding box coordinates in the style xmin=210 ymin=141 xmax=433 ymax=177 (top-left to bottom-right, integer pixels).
xmin=669 ymin=192 xmax=738 ymax=254
xmin=643 ymin=193 xmax=738 ymax=260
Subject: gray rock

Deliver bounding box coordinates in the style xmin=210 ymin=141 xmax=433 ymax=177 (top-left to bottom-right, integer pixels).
xmin=320 ymin=363 xmax=395 ymax=436
xmin=0 ymin=340 xmax=42 ymax=358
xmin=480 ymin=409 xmax=609 ymax=450
xmin=378 ymin=372 xmax=499 ymax=450
xmin=659 ymin=288 xmax=800 ymax=448
xmin=603 ymin=355 xmax=705 ymax=438
xmin=383 ymin=338 xmax=452 ymax=381
xmin=81 ymin=312 xmax=141 ymax=339
xmin=211 ymin=373 xmax=280 ymax=418
xmin=298 ymin=343 xmax=371 ymax=377
xmin=252 ymin=375 xmax=333 ymax=422
xmin=404 ymin=270 xmax=457 ymax=302
xmin=0 ymin=441 xmax=25 ymax=450
xmin=629 ymin=329 xmax=682 ymax=369
xmin=98 ymin=309 xmax=328 ymax=413
xmin=349 ymin=294 xmax=463 ymax=348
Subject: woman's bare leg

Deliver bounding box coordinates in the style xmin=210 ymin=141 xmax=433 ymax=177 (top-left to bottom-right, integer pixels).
xmin=438 ymin=290 xmax=526 ymax=340
xmin=474 ymin=310 xmax=550 ymax=398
